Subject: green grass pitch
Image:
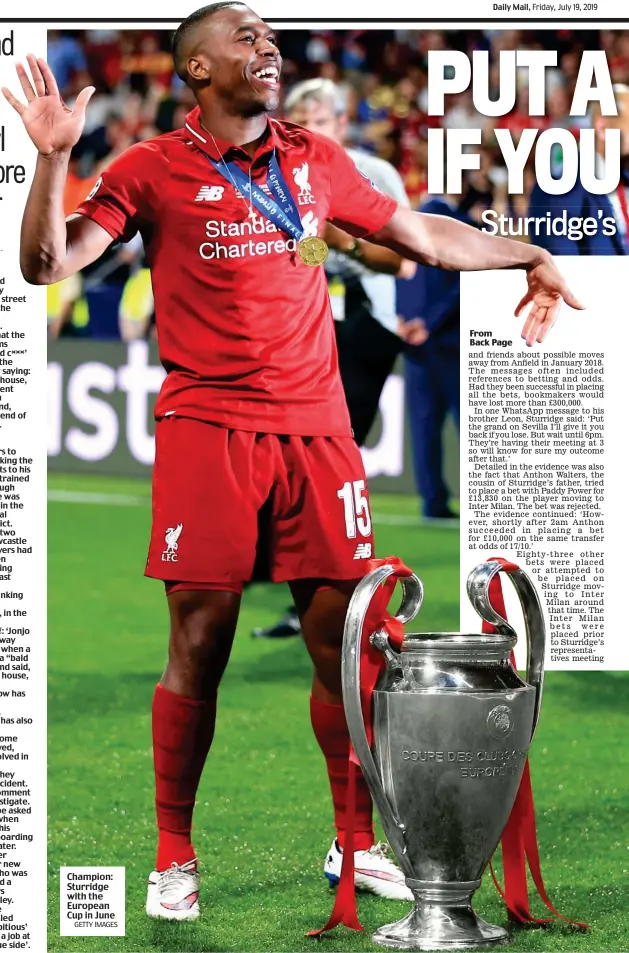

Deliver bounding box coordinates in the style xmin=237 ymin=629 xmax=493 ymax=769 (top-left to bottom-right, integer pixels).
xmin=48 ymin=473 xmax=628 ymax=952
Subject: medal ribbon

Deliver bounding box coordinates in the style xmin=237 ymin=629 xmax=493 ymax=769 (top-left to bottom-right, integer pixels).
xmin=308 ymin=556 xmax=412 ymax=937
xmin=484 ymin=557 xmax=588 ymax=931
xmin=208 ymin=149 xmax=305 ymax=242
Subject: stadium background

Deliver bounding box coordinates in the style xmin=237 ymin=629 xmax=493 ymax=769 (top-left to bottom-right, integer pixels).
xmin=47 ymin=26 xmax=629 ymax=345
xmin=47 ymin=25 xmax=628 ymax=952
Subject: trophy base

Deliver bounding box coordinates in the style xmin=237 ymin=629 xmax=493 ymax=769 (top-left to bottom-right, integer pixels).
xmin=372 ymin=884 xmax=510 ymax=951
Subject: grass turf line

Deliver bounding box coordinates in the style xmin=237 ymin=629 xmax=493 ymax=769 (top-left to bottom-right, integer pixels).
xmin=47 ymin=474 xmax=627 ymax=951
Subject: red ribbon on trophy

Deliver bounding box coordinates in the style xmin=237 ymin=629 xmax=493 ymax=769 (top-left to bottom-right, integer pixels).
xmin=309 ymin=555 xmax=588 ymax=937
xmin=307 ymin=555 xmax=411 ymax=936
xmin=484 ymin=556 xmax=588 ymax=930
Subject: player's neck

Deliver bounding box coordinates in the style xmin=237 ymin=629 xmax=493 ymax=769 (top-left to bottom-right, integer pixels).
xmin=198 ymin=102 xmax=269 ymax=157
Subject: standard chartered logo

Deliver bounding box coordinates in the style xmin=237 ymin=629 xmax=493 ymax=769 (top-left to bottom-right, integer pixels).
xmin=199 ymin=216 xmax=297 ymax=260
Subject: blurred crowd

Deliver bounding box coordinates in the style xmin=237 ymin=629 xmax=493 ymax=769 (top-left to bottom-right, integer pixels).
xmin=47 ymin=27 xmax=628 ymax=341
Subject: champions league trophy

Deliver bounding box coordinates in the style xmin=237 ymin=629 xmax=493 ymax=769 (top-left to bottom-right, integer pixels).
xmin=341 ymin=560 xmax=545 ymax=950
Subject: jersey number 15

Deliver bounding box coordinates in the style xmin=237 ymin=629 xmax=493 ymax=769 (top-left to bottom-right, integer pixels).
xmin=337 ymin=480 xmax=372 ymax=539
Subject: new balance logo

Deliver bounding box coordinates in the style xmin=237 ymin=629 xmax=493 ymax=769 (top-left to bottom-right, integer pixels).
xmin=196 ymin=184 xmax=274 ymax=201
xmin=195 ymin=186 xmax=225 ymax=202
xmin=353 ymin=543 xmax=373 ymax=559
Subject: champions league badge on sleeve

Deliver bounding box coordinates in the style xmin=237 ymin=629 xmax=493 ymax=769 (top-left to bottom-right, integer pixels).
xmin=84 ymin=177 xmax=102 ymax=201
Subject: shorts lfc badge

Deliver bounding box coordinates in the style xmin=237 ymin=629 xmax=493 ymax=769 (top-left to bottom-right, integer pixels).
xmin=162 ymin=523 xmax=183 ymax=562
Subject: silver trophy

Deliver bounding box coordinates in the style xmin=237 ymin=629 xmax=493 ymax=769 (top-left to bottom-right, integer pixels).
xmin=342 ymin=560 xmax=545 ymax=951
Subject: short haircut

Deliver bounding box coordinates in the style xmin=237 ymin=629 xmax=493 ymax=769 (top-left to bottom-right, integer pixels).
xmin=172 ymin=2 xmax=249 ymax=83
xmin=284 ymin=78 xmax=346 ymax=118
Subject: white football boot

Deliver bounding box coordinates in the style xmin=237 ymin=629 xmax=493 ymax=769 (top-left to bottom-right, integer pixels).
xmin=324 ymin=839 xmax=413 ymax=901
xmin=146 ymin=859 xmax=200 ymax=920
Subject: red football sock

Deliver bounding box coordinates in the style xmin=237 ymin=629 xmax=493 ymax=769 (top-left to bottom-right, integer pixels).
xmin=310 ymin=695 xmax=374 ymax=852
xmin=152 ymin=683 xmax=217 ymax=871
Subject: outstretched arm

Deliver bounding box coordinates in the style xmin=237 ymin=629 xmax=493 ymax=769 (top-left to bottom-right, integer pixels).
xmin=324 ymin=222 xmax=413 ymax=277
xmin=371 ymin=205 xmax=585 ymax=346
xmin=2 ymin=55 xmax=113 ymax=284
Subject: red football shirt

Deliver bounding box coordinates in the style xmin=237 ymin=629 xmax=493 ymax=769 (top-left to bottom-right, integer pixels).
xmin=76 ymin=107 xmax=397 ymax=435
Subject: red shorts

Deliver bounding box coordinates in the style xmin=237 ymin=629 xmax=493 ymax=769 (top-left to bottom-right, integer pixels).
xmin=145 ymin=417 xmax=375 ymax=589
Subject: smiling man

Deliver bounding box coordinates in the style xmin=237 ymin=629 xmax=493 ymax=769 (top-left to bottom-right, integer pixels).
xmin=3 ymin=0 xmax=584 ymax=927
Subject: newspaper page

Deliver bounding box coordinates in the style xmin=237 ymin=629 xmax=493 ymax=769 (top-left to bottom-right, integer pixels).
xmin=0 ymin=1 xmax=627 ymax=951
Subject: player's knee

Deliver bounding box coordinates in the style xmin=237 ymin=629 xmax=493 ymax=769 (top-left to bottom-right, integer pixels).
xmin=293 ymin=581 xmax=356 ymax=651
xmin=168 ymin=591 xmax=239 ymax=673
xmin=307 ymin=621 xmax=343 ymax=693
xmin=311 ymin=651 xmax=343 ymax=699
xmin=302 ymin=608 xmax=346 ymax=653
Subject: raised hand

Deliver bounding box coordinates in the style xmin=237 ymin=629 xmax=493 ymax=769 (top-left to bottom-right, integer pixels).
xmin=1 ymin=54 xmax=94 ymax=156
xmin=515 ymin=256 xmax=585 ymax=347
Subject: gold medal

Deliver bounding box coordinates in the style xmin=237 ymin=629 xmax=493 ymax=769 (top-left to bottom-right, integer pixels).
xmin=298 ymin=236 xmax=329 ymax=267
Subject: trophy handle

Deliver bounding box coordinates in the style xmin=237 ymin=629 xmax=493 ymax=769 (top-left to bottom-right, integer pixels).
xmin=342 ymin=565 xmax=424 ymax=879
xmin=466 ymin=560 xmax=545 ymax=740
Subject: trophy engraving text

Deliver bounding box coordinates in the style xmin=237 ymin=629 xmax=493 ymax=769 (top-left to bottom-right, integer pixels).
xmin=401 ymin=748 xmax=527 ymax=778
